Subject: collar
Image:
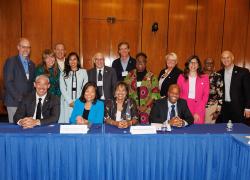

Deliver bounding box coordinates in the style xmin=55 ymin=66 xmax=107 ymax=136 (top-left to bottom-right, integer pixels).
xmin=120 ymin=56 xmax=130 ymax=62
xmin=19 ymin=55 xmax=29 ymax=63
xmin=36 ymin=93 xmax=47 ymax=102
xmin=167 ymin=100 xmax=177 ymax=108
xmin=225 ymin=64 xmax=234 ymax=73
xmin=96 ymin=67 xmax=104 ymax=72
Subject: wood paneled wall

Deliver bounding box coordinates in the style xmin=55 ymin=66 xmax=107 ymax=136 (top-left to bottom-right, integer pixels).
xmin=1 ymin=0 xmax=250 ymax=112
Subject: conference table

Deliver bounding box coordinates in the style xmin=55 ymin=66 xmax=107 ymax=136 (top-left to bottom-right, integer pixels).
xmin=0 ymin=123 xmax=250 ymax=180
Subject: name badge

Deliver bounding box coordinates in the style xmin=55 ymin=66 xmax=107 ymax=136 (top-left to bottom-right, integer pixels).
xmin=122 ymin=71 xmax=128 ymax=77
xmin=97 ymin=81 xmax=103 ymax=86
xmin=72 ymin=81 xmax=77 ymax=87
xmin=137 ymin=81 xmax=142 ymax=87
xmin=26 ymin=73 xmax=29 ymax=80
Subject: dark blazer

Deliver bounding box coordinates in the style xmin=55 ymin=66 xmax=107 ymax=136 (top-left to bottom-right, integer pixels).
xmin=13 ymin=92 xmax=60 ymax=125
xmin=112 ymin=57 xmax=136 ymax=81
xmin=218 ymin=65 xmax=250 ymax=121
xmin=158 ymin=66 xmax=183 ymax=96
xmin=149 ymin=98 xmax=194 ymax=125
xmin=88 ymin=66 xmax=117 ymax=99
xmin=3 ymin=55 xmax=36 ymax=106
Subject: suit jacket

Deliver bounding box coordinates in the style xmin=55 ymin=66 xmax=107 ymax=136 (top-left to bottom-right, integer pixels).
xmin=3 ymin=55 xmax=36 ymax=106
xmin=112 ymin=57 xmax=136 ymax=81
xmin=70 ymin=99 xmax=104 ymax=124
xmin=177 ymin=74 xmax=209 ymax=124
xmin=13 ymin=92 xmax=60 ymax=125
xmin=149 ymin=98 xmax=194 ymax=125
xmin=158 ymin=66 xmax=183 ymax=96
xmin=87 ymin=66 xmax=117 ymax=99
xmin=218 ymin=65 xmax=250 ymax=112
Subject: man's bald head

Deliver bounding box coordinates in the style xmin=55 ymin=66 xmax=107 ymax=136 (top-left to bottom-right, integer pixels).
xmin=168 ymin=84 xmax=180 ymax=104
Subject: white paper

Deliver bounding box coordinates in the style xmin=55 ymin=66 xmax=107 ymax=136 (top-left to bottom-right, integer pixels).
xmin=151 ymin=123 xmax=163 ymax=131
xmin=122 ymin=71 xmax=128 ymax=77
xmin=60 ymin=125 xmax=89 ymax=134
xmin=130 ymin=126 xmax=157 ymax=134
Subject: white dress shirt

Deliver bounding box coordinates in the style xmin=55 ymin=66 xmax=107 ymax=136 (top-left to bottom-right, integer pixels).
xmin=33 ymin=93 xmax=47 ymax=119
xmin=224 ymin=65 xmax=233 ymax=102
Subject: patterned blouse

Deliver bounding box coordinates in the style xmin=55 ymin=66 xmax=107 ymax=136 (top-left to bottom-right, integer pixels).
xmin=207 ymin=72 xmax=223 ymax=109
xmin=104 ymin=98 xmax=138 ymax=121
xmin=35 ymin=66 xmax=61 ymax=96
xmin=124 ymin=69 xmax=160 ymax=124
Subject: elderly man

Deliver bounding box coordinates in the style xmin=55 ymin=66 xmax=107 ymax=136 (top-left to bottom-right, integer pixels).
xmin=13 ymin=75 xmax=60 ymax=128
xmin=217 ymin=50 xmax=250 ymax=123
xmin=3 ymin=38 xmax=36 ymax=123
xmin=54 ymin=43 xmax=66 ymax=71
xmin=88 ymin=52 xmax=117 ymax=100
xmin=149 ymin=84 xmax=194 ymax=127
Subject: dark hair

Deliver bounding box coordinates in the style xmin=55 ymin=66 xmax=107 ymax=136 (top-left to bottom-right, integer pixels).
xmin=183 ymin=55 xmax=203 ymax=80
xmin=39 ymin=49 xmax=58 ymax=77
xmin=114 ymin=81 xmax=130 ymax=99
xmin=136 ymin=52 xmax=147 ymax=59
xmin=79 ymin=82 xmax=99 ymax=104
xmin=64 ymin=52 xmax=81 ymax=78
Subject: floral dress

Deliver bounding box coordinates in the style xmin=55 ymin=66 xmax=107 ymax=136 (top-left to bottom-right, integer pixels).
xmin=124 ymin=69 xmax=160 ymax=124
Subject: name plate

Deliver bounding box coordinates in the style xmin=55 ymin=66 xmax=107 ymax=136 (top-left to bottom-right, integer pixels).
xmin=60 ymin=125 xmax=89 ymax=134
xmin=130 ymin=126 xmax=157 ymax=134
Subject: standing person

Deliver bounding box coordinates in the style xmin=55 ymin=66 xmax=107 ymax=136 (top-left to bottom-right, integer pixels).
xmin=54 ymin=43 xmax=66 ymax=72
xmin=35 ymin=49 xmax=61 ymax=96
xmin=158 ymin=52 xmax=182 ymax=97
xmin=3 ymin=38 xmax=36 ymax=123
xmin=88 ymin=52 xmax=117 ymax=100
xmin=59 ymin=52 xmax=88 ymax=123
xmin=124 ymin=52 xmax=160 ymax=124
xmin=177 ymin=55 xmax=209 ymax=124
xmin=217 ymin=50 xmax=250 ymax=123
xmin=203 ymin=58 xmax=223 ymax=124
xmin=112 ymin=42 xmax=136 ymax=81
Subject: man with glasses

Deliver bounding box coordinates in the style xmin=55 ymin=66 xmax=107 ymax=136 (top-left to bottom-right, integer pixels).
xmin=88 ymin=52 xmax=117 ymax=100
xmin=3 ymin=37 xmax=36 ymax=123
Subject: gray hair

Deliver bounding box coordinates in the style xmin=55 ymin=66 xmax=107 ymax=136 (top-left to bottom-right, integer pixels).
xmin=35 ymin=75 xmax=50 ymax=83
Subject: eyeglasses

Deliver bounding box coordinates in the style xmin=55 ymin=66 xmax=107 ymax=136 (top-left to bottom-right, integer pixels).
xmin=20 ymin=45 xmax=31 ymax=49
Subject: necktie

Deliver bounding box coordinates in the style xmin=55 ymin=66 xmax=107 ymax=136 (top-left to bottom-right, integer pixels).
xmin=97 ymin=70 xmax=103 ymax=96
xmin=170 ymin=104 xmax=176 ymax=120
xmin=36 ymin=98 xmax=42 ymax=120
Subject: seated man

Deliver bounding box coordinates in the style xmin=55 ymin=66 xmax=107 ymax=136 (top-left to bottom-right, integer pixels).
xmin=149 ymin=84 xmax=193 ymax=127
xmin=14 ymin=75 xmax=60 ymax=128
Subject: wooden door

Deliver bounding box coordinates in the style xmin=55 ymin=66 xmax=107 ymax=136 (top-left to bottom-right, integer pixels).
xmin=81 ymin=0 xmax=142 ymax=69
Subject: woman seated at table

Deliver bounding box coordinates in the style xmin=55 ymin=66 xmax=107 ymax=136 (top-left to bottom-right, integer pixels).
xmin=70 ymin=82 xmax=104 ymax=124
xmin=105 ymin=81 xmax=138 ymax=128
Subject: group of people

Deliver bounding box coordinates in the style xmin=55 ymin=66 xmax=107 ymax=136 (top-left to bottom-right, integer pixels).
xmin=3 ymin=37 xmax=250 ymax=129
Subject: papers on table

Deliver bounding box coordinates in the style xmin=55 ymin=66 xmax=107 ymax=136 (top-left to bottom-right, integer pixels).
xmin=150 ymin=123 xmax=163 ymax=131
xmin=60 ymin=125 xmax=89 ymax=134
xmin=130 ymin=126 xmax=157 ymax=134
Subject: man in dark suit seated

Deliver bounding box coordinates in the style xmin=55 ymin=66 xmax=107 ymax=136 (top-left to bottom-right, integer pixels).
xmin=14 ymin=75 xmax=60 ymax=128
xmin=88 ymin=52 xmax=117 ymax=100
xmin=149 ymin=84 xmax=194 ymax=127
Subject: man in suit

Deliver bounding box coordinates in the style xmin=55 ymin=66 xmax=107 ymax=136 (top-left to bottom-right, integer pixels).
xmin=112 ymin=42 xmax=136 ymax=81
xmin=149 ymin=84 xmax=194 ymax=127
xmin=88 ymin=52 xmax=117 ymax=100
xmin=3 ymin=38 xmax=36 ymax=123
xmin=217 ymin=50 xmax=250 ymax=123
xmin=14 ymin=75 xmax=60 ymax=128
xmin=54 ymin=43 xmax=66 ymax=71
